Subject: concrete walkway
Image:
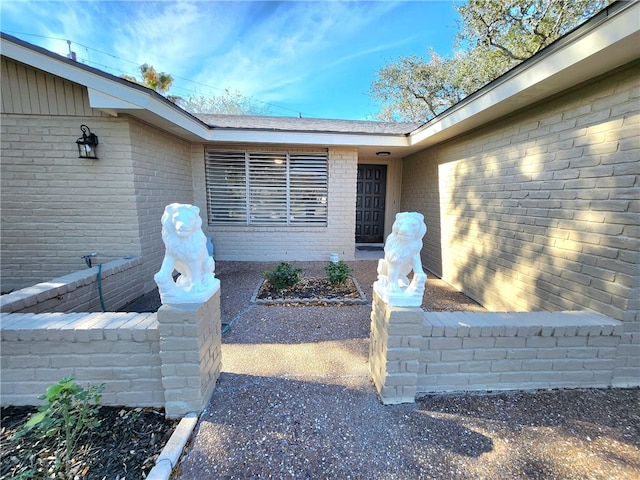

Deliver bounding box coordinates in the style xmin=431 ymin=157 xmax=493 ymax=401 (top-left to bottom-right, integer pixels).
xmin=177 ymin=260 xmax=383 ymax=478
xmin=175 ymin=261 xmax=640 ymax=479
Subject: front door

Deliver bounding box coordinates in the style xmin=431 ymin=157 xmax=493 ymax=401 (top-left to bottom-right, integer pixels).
xmin=356 ymin=164 xmax=387 ymax=243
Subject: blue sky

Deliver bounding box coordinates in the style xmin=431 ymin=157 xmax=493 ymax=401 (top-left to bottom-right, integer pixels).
xmin=1 ymin=1 xmax=460 ymax=120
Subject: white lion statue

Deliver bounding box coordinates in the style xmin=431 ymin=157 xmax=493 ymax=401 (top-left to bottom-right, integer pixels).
xmin=374 ymin=212 xmax=427 ymax=306
xmin=154 ymin=203 xmax=219 ymax=304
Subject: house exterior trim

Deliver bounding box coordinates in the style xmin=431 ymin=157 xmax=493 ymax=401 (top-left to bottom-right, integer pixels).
xmin=409 ymin=0 xmax=640 ymax=149
xmin=3 ymin=1 xmax=637 ymax=153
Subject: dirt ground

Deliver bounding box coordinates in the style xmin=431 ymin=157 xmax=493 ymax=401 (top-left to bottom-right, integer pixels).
xmin=1 ymin=405 xmax=177 ymax=479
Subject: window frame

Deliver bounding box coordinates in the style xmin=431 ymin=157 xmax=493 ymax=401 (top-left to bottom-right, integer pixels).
xmin=204 ymin=149 xmax=328 ymax=227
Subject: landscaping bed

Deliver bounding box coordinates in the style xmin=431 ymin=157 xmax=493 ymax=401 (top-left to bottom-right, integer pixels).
xmin=1 ymin=405 xmax=177 ymax=479
xmin=254 ymin=277 xmax=367 ymax=305
xmin=118 ymin=260 xmax=486 ymax=313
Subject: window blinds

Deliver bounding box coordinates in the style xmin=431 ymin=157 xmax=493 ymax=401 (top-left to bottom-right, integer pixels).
xmin=204 ymin=150 xmax=328 ymax=226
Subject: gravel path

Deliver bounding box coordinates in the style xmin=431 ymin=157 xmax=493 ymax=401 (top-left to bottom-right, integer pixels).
xmin=175 ymin=261 xmax=640 ymax=479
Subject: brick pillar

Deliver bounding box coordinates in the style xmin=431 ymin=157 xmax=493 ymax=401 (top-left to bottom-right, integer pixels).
xmin=369 ymin=290 xmax=423 ymax=404
xmin=157 ymin=289 xmax=221 ymax=418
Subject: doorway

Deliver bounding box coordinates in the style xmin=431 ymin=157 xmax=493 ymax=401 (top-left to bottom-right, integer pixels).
xmin=355 ymin=164 xmax=387 ymax=244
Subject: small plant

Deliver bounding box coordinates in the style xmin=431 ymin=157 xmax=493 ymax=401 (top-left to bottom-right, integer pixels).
xmin=325 ymin=260 xmax=352 ymax=285
xmin=264 ymin=262 xmax=302 ymax=291
xmin=14 ymin=375 xmax=105 ymax=477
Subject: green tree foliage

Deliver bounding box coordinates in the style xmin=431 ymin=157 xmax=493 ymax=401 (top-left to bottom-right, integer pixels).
xmin=178 ymin=88 xmax=271 ymax=115
xmin=121 ymin=63 xmax=180 ymax=102
xmin=371 ymin=0 xmax=613 ymax=122
xmin=138 ymin=63 xmax=173 ymax=93
xmin=122 ymin=64 xmax=269 ymax=114
xmin=457 ymin=0 xmax=611 ymax=60
xmin=122 ymin=63 xmax=174 ymax=93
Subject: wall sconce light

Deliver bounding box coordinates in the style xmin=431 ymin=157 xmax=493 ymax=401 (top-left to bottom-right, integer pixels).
xmin=376 ymin=151 xmax=391 ymax=156
xmin=76 ymin=124 xmax=99 ymax=159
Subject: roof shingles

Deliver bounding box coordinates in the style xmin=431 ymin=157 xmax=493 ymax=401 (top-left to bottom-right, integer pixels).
xmin=196 ymin=114 xmax=422 ymax=135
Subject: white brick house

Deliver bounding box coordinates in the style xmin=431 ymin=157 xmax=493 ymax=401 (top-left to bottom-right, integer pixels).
xmin=1 ymin=0 xmax=638 ymax=351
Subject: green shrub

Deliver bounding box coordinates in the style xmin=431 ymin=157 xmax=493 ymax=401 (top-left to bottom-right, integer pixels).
xmin=264 ymin=262 xmax=302 ymax=291
xmin=14 ymin=375 xmax=104 ymax=477
xmin=325 ymin=260 xmax=352 ymax=285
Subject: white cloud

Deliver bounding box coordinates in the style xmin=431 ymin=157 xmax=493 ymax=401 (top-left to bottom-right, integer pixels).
xmin=112 ymin=2 xmax=216 ymax=73
xmin=183 ymin=1 xmax=404 ymax=104
xmin=1 ymin=0 xmax=456 ymax=118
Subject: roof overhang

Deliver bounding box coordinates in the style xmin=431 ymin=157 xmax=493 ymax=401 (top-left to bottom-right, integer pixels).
xmin=408 ymin=0 xmax=640 ymax=149
xmin=1 ymin=0 xmax=638 ymax=158
xmin=0 ymin=33 xmax=211 ymax=142
xmin=0 ymin=32 xmax=413 ymax=150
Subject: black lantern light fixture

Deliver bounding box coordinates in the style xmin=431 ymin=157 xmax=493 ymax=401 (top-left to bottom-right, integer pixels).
xmin=76 ymin=124 xmax=99 ymax=159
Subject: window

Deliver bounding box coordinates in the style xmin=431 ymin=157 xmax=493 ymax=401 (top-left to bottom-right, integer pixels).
xmin=205 ymin=150 xmax=328 ymax=226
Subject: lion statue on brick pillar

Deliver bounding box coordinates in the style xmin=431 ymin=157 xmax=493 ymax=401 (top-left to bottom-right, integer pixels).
xmin=154 ymin=203 xmax=218 ymax=304
xmin=374 ymin=212 xmax=427 ymax=306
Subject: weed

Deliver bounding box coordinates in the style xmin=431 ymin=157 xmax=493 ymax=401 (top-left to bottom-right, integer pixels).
xmin=14 ymin=375 xmax=105 ymax=477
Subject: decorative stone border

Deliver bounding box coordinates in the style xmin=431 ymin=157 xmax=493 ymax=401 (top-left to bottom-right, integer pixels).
xmin=251 ymin=277 xmax=368 ymax=305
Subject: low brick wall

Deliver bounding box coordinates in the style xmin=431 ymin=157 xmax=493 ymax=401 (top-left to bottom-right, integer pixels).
xmin=0 ymin=257 xmax=145 ymax=314
xmin=370 ymin=291 xmax=634 ymax=405
xmin=418 ymin=311 xmax=623 ymax=393
xmin=1 ymin=311 xmax=162 ymax=407
xmin=0 ymin=290 xmax=222 ymax=418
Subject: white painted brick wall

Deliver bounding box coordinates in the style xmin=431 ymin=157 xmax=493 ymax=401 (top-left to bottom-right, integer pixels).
xmin=0 ymin=115 xmax=194 ymax=294
xmin=129 ymin=120 xmax=195 ymax=293
xmin=370 ymin=292 xmax=636 ymax=403
xmin=1 ymin=60 xmax=195 ymax=294
xmin=613 ymin=321 xmax=640 ymax=387
xmin=401 ymin=62 xmax=639 ymax=327
xmin=157 ymin=290 xmax=222 ymax=418
xmin=0 ymin=115 xmax=141 ymax=291
xmin=1 ymin=290 xmax=224 ymax=415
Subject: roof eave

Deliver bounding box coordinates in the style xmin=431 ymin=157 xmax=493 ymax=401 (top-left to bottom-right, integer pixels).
xmin=0 ymin=32 xmax=411 ymax=149
xmin=408 ymin=0 xmax=640 ymax=149
xmin=1 ymin=32 xmax=209 ymax=141
xmin=204 ymin=128 xmax=410 ymax=148
xmin=2 ymin=0 xmax=638 ymax=153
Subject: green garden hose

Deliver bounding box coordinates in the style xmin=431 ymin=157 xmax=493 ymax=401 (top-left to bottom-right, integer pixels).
xmin=97 ymin=263 xmax=106 ymax=312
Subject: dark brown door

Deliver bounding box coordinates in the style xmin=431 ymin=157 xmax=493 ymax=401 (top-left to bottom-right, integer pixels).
xmin=356 ymin=164 xmax=387 ymax=243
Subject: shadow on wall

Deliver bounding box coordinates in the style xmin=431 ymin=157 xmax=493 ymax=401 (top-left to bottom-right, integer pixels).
xmin=400 ymin=151 xmax=444 ymax=280
xmin=438 ymin=107 xmax=633 ymax=318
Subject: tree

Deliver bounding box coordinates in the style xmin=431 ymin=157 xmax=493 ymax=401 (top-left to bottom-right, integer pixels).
xmin=178 ymin=89 xmax=271 ymax=116
xmin=456 ymin=0 xmax=611 ymax=61
xmin=121 ymin=64 xmax=269 ymax=115
xmin=371 ymin=48 xmax=505 ymax=121
xmin=121 ymin=63 xmax=180 ymax=102
xmin=370 ymin=0 xmax=613 ymax=122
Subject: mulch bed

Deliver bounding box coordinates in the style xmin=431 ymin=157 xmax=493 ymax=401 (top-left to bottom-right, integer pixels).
xmin=254 ymin=277 xmax=366 ymax=305
xmin=1 ymin=405 xmax=177 ymax=479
